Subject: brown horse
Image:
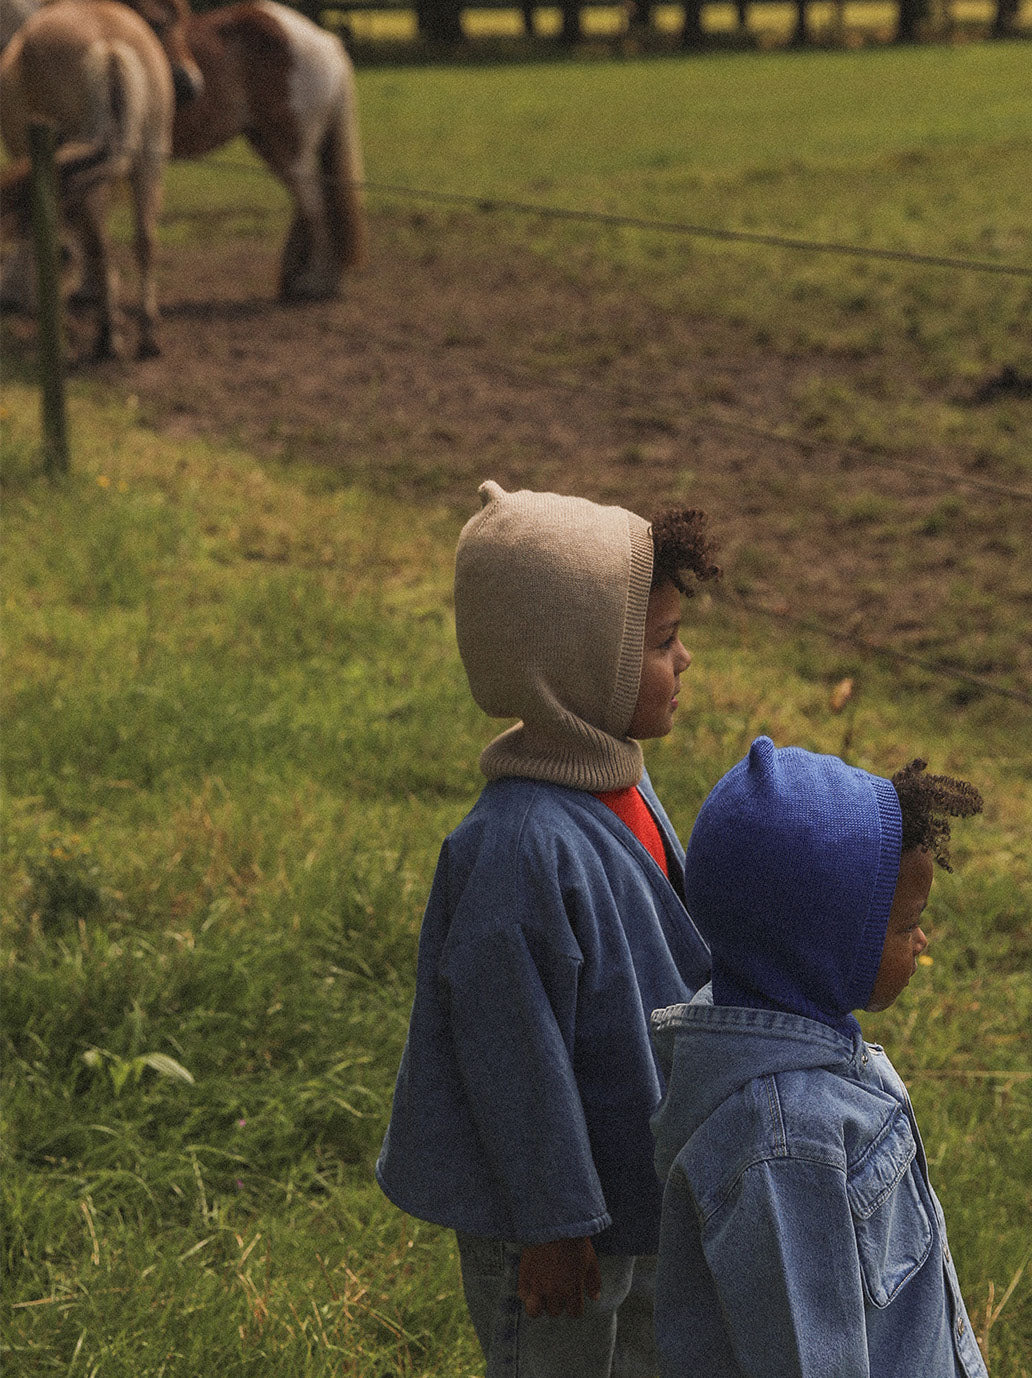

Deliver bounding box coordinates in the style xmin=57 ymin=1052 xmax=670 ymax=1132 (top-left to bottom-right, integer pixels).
xmin=0 ymin=0 xmax=203 ymax=358
xmin=0 ymin=0 xmax=41 ymax=53
xmin=151 ymin=0 xmax=367 ymax=300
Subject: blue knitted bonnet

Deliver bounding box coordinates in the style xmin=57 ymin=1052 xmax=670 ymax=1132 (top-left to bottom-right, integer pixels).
xmin=684 ymin=737 xmax=903 ymax=1033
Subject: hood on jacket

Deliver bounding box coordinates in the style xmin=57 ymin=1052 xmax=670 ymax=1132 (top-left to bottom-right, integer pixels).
xmin=454 ymin=480 xmax=655 ymax=792
xmin=650 ymin=988 xmax=863 ymax=1181
xmin=683 ymin=736 xmax=902 ymax=1035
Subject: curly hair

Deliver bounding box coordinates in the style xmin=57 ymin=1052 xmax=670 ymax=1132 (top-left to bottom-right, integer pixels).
xmin=651 ymin=508 xmax=722 ymax=595
xmin=891 ymin=760 xmax=983 ymax=872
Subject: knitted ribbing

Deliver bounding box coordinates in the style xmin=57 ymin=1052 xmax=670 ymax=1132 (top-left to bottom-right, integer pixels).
xmin=683 ymin=737 xmax=903 ymax=1032
xmin=454 ymin=481 xmax=654 ymax=791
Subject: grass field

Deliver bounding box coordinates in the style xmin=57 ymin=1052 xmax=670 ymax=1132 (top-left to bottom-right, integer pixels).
xmin=3 ymin=37 xmax=1031 ymax=1377
xmin=166 ymin=40 xmax=1032 ymax=391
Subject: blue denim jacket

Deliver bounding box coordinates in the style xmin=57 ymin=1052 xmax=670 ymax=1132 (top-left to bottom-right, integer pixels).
xmin=376 ymin=773 xmax=711 ymax=1254
xmin=651 ymin=991 xmax=988 ymax=1378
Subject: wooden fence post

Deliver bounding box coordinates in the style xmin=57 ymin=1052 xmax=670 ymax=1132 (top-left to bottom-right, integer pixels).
xmin=28 ymin=121 xmax=70 ymax=478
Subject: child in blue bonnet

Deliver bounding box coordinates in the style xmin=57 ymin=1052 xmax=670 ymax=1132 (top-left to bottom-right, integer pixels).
xmin=651 ymin=737 xmax=986 ymax=1378
xmin=377 ymin=480 xmax=720 ymax=1378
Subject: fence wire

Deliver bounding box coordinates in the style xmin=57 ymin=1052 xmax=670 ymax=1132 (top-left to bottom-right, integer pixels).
xmin=716 ymin=590 xmax=1032 ymax=708
xmin=477 ymin=356 xmax=1032 ymax=504
xmin=365 ymin=179 xmax=1032 ymax=280
xmin=193 ymin=153 xmax=1032 ymax=280
xmin=164 ymin=153 xmax=1032 ymax=706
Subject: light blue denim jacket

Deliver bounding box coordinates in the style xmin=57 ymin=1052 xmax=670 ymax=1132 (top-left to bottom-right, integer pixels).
xmin=651 ymin=990 xmax=988 ymax=1378
xmin=376 ymin=773 xmax=711 ymax=1254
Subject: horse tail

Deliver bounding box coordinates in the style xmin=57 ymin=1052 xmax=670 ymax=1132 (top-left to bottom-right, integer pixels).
xmin=58 ymin=135 xmax=127 ymax=203
xmin=24 ymin=48 xmax=138 ymax=213
xmin=320 ymin=46 xmax=367 ymax=272
xmin=0 ymin=135 xmax=116 ymax=236
xmin=0 ymin=39 xmax=123 ymax=246
xmin=0 ymin=157 xmax=33 ymax=235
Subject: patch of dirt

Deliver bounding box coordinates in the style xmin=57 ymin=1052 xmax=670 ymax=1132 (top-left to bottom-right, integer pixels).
xmin=5 ymin=208 xmax=1030 ymax=699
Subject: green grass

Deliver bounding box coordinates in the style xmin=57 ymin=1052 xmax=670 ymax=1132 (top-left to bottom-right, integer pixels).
xmin=350 ymin=42 xmax=1032 ymax=386
xmin=357 ymin=42 xmax=1032 ymax=180
xmin=4 ymin=38 xmax=1032 ymax=1377
xmin=168 ymin=43 xmax=1032 ymax=384
xmin=1 ymin=412 xmax=485 ymax=1374
xmin=2 ymin=388 xmax=1030 ymax=1375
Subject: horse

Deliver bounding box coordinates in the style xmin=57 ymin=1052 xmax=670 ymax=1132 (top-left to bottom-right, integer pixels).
xmin=0 ymin=0 xmax=204 ymax=358
xmin=0 ymin=0 xmax=41 ymax=53
xmin=133 ymin=0 xmax=367 ymax=300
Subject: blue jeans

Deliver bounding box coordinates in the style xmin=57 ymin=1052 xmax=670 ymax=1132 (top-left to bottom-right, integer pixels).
xmin=456 ymin=1233 xmax=658 ymax=1378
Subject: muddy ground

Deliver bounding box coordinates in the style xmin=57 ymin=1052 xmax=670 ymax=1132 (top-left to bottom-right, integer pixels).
xmin=5 ymin=207 xmax=1030 ymax=700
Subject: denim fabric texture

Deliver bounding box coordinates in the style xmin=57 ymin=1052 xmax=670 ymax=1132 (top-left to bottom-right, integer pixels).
xmin=377 ymin=772 xmax=710 ymax=1255
xmin=651 ymin=994 xmax=988 ymax=1378
xmin=457 ymin=1234 xmax=659 ymax=1378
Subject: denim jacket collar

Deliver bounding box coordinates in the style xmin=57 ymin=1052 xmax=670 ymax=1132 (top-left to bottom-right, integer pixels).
xmin=651 ymin=987 xmax=866 ymax=1180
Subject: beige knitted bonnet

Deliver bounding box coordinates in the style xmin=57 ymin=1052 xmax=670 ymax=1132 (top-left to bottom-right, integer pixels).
xmin=454 ymin=480 xmax=654 ymax=791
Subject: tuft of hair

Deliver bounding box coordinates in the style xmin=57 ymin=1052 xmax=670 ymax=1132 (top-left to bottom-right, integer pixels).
xmin=651 ymin=508 xmax=721 ymax=596
xmin=891 ymin=760 xmax=983 ymax=872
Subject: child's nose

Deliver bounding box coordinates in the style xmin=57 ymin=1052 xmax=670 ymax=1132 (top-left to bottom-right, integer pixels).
xmin=676 ymin=641 xmax=692 ymax=672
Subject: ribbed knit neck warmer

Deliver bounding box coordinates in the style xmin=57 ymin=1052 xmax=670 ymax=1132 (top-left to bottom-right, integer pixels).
xmin=683 ymin=737 xmax=903 ymax=1033
xmin=454 ymin=480 xmax=654 ymax=791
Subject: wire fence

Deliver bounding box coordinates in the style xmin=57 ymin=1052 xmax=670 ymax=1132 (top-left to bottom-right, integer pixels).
xmin=164 ymin=152 xmax=1032 ymax=706
xmin=715 ymin=590 xmax=1032 ymax=707
xmin=186 ymin=155 xmax=1032 ymax=507
xmin=196 ymin=151 xmax=1032 ymax=281
xmin=311 ymin=324 xmax=1032 ymax=707
xmin=476 ymin=355 xmax=1032 ymax=504
xmin=365 ymin=178 xmax=1032 ymax=279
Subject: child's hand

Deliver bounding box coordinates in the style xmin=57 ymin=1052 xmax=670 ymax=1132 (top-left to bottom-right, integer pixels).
xmin=517 ymin=1237 xmax=603 ymax=1318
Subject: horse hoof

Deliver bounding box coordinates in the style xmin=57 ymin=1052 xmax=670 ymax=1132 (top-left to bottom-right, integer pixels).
xmin=279 ymin=269 xmax=340 ymax=303
xmin=0 ymin=277 xmax=34 ymax=315
xmin=280 ymin=285 xmax=339 ymax=304
xmin=137 ymin=339 xmax=161 ymax=360
xmin=92 ymin=333 xmax=123 ymax=363
xmin=68 ymin=288 xmax=104 ymax=313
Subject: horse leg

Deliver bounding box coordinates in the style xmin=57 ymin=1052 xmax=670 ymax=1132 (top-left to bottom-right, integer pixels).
xmin=0 ymin=240 xmax=37 ymax=314
xmin=278 ymin=210 xmax=312 ymax=298
xmin=277 ymin=167 xmax=335 ymax=301
xmin=246 ymin=130 xmax=328 ymax=300
xmin=67 ymin=224 xmax=105 ymax=307
xmin=320 ymin=66 xmax=367 ymax=279
xmin=68 ymin=188 xmax=123 ymax=360
xmin=128 ymin=152 xmax=164 ymax=358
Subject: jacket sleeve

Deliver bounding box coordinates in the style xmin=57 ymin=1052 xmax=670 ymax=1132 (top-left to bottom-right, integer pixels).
xmin=438 ymin=856 xmax=611 ymax=1246
xmin=696 ymin=1157 xmax=870 ymax=1378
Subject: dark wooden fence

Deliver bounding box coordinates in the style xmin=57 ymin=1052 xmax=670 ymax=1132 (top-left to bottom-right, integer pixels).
xmin=309 ymin=0 xmax=1023 ymax=47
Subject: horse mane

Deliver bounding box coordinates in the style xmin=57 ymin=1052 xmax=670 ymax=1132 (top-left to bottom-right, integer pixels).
xmin=205 ymin=1 xmax=286 ymax=56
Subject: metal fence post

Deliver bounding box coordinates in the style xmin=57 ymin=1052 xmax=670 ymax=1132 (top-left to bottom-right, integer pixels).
xmin=28 ymin=121 xmax=70 ymax=477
